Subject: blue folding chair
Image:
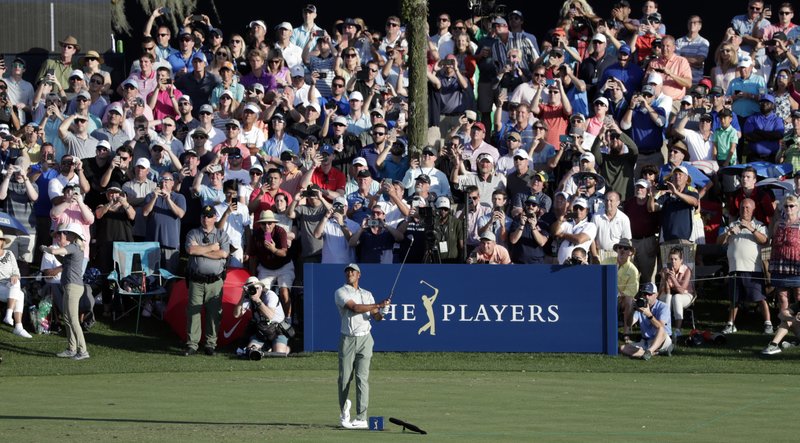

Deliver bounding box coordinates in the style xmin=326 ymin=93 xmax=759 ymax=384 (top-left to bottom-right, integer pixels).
xmin=108 ymin=242 xmax=176 ymax=333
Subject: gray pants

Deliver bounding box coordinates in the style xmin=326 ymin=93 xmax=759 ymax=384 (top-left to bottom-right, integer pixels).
xmin=338 ymin=333 xmax=374 ymax=421
xmin=633 ymin=236 xmax=658 ymax=284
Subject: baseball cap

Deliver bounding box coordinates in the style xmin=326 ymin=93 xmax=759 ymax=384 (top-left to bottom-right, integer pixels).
xmin=640 ymin=282 xmax=658 ymax=294
xmin=592 ymin=34 xmax=607 ymax=43
xmin=320 ymin=145 xmax=334 ymax=156
xmin=249 ymin=20 xmax=267 ymax=30
xmin=480 ymin=231 xmax=496 ymax=242
xmin=76 ymin=90 xmax=91 ymax=100
xmin=513 ymin=149 xmax=529 ymax=160
xmin=69 ymin=69 xmax=85 ymax=80
xmin=647 ymin=72 xmax=663 ymax=85
xmin=473 ymin=121 xmax=486 ymax=132
xmin=332 ymin=116 xmax=347 ymax=126
xmin=370 ymin=108 xmax=385 ymax=117
xmin=492 ymin=17 xmax=507 ymax=26
xmin=673 ymin=165 xmax=689 ymax=176
xmin=580 ymin=152 xmax=595 ymax=163
xmin=572 ymin=197 xmax=589 ymax=209
xmin=737 ymin=58 xmax=753 ymax=68
xmin=349 ymin=91 xmax=364 ymax=101
xmin=135 ymin=158 xmax=151 ymax=169
xmin=276 ymin=22 xmax=293 ymax=31
xmin=641 ymin=85 xmax=656 ymax=96
xmin=435 ymin=196 xmax=451 ymax=209
xmin=201 ymin=205 xmax=217 ymax=218
xmin=121 ymin=79 xmax=138 ymax=90
xmin=96 ymin=139 xmax=111 ymax=150
xmin=464 ymin=110 xmax=478 ymax=121
xmin=271 ymin=112 xmax=286 ymax=121
xmin=345 ymin=263 xmax=361 ymax=273
xmin=525 ymin=195 xmax=541 ymax=206
xmin=618 ymin=44 xmax=632 ymax=55
xmin=249 ymin=162 xmax=264 ymax=173
xmin=305 ymin=101 xmax=321 ymax=113
xmin=352 ymin=156 xmax=368 ymax=167
xmin=760 ymin=94 xmax=776 ymax=103
xmin=333 ymin=196 xmax=347 ymax=206
xmin=719 ymin=108 xmax=734 ymax=118
xmin=178 ymin=95 xmax=192 ymax=104
xmin=244 ymin=103 xmax=261 ymax=114
xmin=191 ymin=52 xmax=208 ymax=64
xmin=681 ymin=96 xmax=693 ymax=105
xmin=415 ymin=174 xmax=431 ymax=183
xmin=290 ymin=65 xmax=305 ymax=78
xmin=477 ymin=153 xmax=494 ymax=163
xmin=422 ymin=146 xmax=437 ymax=156
xmin=356 ymin=169 xmax=371 ymax=178
xmin=107 ymin=103 xmax=124 ymax=115
xmin=634 ymin=179 xmax=650 ymax=189
xmin=593 ymin=97 xmax=609 ymax=107
xmin=709 ymin=86 xmax=725 ymax=97
xmin=220 ymin=61 xmax=235 ymax=72
xmin=506 ymin=132 xmax=522 ymax=142
xmin=509 ymin=10 xmax=523 ymax=18
xmin=199 ymin=104 xmax=214 ymax=114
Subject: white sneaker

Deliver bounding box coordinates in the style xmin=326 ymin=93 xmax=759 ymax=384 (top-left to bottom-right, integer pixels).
xmin=340 ymin=399 xmax=351 ymax=427
xmin=350 ymin=419 xmax=368 ymax=429
xmin=56 ymin=349 xmax=77 ymax=358
xmin=73 ymin=351 xmax=90 ymax=361
xmin=2 ymin=316 xmax=12 ymax=326
xmin=722 ymin=323 xmax=737 ymax=334
xmin=764 ymin=322 xmax=774 ymax=335
xmin=13 ymin=325 xmax=32 ymax=338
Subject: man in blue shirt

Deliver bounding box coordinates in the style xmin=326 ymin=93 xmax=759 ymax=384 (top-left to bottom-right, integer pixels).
xmin=743 ymin=94 xmax=785 ymax=162
xmin=649 ymin=165 xmax=699 ymax=242
xmin=597 ymin=44 xmax=644 ymax=102
xmin=726 ymin=58 xmax=766 ymax=120
xmin=621 ymin=85 xmax=666 ymax=168
xmin=619 ymin=282 xmax=673 ymax=360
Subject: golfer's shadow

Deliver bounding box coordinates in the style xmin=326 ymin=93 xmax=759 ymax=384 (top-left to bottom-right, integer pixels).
xmin=0 ymin=415 xmax=339 ymax=429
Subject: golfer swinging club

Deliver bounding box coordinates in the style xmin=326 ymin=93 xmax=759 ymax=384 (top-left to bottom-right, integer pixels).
xmin=336 ymin=263 xmax=390 ymax=429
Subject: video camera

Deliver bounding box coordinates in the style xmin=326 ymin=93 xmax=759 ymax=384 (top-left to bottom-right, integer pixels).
xmin=468 ymin=0 xmax=506 ymax=19
xmin=564 ymin=257 xmax=586 ymax=266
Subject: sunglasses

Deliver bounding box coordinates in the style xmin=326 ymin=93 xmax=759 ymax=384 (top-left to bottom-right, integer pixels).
xmin=216 ymin=52 xmax=229 ymax=57
xmin=191 ymin=134 xmax=208 ymax=139
xmin=372 ymin=131 xmax=386 ymax=136
xmin=90 ymin=79 xmax=103 ymax=85
xmin=158 ymin=33 xmax=170 ymax=37
xmin=96 ymin=146 xmax=109 ymax=151
xmin=225 ymin=125 xmax=239 ymax=130
xmin=232 ymin=39 xmax=243 ymax=44
xmin=250 ymin=170 xmax=263 ymax=175
xmin=344 ymin=53 xmax=357 ymax=58
xmin=785 ymin=204 xmax=797 ymax=208
xmin=118 ymin=156 xmax=131 ymax=161
xmin=387 ymin=22 xmax=400 ymax=27
xmin=332 ymin=83 xmax=345 ymax=88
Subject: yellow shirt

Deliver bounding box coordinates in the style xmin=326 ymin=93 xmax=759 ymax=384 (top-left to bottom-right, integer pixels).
xmin=617 ymin=259 xmax=640 ymax=298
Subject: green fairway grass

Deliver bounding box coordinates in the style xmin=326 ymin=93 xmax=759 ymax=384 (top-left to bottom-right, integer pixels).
xmin=1 ymin=299 xmax=799 ymax=442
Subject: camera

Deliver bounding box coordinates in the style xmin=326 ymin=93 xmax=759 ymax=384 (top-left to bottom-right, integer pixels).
xmin=332 ymin=202 xmax=345 ymax=214
xmin=634 ymin=293 xmax=647 ymax=308
xmin=248 ymin=347 xmax=264 ymax=360
xmin=368 ymin=219 xmax=381 ymax=228
xmin=564 ymin=257 xmax=586 ymax=266
xmin=656 ymin=183 xmax=670 ymax=191
xmin=314 ymin=29 xmax=325 ymax=38
xmin=246 ymin=285 xmax=259 ymax=297
xmin=316 ymin=71 xmax=328 ymax=79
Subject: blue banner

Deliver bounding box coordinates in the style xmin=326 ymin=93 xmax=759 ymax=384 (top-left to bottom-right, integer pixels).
xmin=304 ymin=264 xmax=618 ymax=354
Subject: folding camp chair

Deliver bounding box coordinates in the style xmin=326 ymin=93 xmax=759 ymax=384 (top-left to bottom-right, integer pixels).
xmin=108 ymin=242 xmax=175 ymax=333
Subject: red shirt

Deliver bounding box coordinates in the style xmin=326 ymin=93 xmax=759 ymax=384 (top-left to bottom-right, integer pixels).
xmin=312 ymin=167 xmax=346 ymax=192
xmin=728 ymin=188 xmax=775 ymax=226
xmin=536 ymin=103 xmax=569 ymax=147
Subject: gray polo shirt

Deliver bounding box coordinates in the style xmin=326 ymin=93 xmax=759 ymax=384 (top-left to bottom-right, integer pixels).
xmin=91 ymin=127 xmax=131 ymax=150
xmin=334 ymin=283 xmax=375 ymax=336
xmin=185 ymin=227 xmax=230 ymax=275
xmin=63 ymin=132 xmax=99 ymax=160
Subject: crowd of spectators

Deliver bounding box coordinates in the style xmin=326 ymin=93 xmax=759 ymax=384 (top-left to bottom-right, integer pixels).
xmin=3 ymin=1 xmax=800 ymax=356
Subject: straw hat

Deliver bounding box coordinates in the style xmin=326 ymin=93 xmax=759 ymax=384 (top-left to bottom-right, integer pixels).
xmin=79 ymin=50 xmax=105 ymax=65
xmin=0 ymin=229 xmax=14 ymax=245
xmin=257 ymin=210 xmax=279 ymax=224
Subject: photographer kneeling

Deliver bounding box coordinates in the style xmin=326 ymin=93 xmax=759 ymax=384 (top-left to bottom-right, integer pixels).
xmin=619 ymin=282 xmax=673 ymax=360
xmin=234 ymin=277 xmax=291 ymax=358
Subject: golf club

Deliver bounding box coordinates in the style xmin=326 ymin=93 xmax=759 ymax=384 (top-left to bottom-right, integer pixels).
xmin=387 ymin=236 xmax=414 ymax=301
xmin=420 ymin=279 xmax=435 ymax=289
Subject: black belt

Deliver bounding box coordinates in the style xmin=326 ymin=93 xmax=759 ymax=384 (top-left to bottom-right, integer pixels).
xmin=187 ymin=272 xmax=223 ymax=284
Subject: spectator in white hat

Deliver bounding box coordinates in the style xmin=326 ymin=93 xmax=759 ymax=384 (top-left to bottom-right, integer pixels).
xmin=553 ymin=197 xmax=598 ymax=264
xmin=578 ymin=33 xmax=614 ymax=96
xmin=591 ymin=191 xmax=632 ymax=263
xmin=275 ymin=22 xmax=303 ymax=69
xmin=315 ymin=196 xmax=360 ymax=264
xmin=343 ymin=90 xmax=372 ymax=137
xmin=644 ymin=72 xmax=673 ymax=120
xmin=623 ymin=178 xmax=661 ymax=283
xmin=452 ymin=152 xmax=507 ymax=206
xmin=123 ymin=157 xmax=157 ymax=240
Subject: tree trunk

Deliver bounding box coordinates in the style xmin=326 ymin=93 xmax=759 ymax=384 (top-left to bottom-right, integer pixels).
xmin=401 ymin=0 xmax=428 ymax=155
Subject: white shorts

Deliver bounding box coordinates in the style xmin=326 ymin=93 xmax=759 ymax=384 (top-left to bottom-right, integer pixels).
xmin=257 ymin=261 xmax=295 ymax=289
xmin=0 ymin=280 xmax=25 ymax=312
xmin=6 ymin=234 xmax=36 ymax=263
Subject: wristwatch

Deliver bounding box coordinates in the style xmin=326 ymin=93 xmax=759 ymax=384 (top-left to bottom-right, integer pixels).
xmin=647 ymin=315 xmax=654 ymax=320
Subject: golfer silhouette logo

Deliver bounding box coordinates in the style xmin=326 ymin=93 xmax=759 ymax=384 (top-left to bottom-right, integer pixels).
xmin=417 ymin=280 xmax=439 ymax=336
